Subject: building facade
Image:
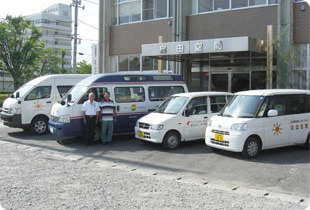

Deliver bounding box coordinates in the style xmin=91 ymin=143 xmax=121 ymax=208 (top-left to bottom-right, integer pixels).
xmin=99 ymin=0 xmax=310 ymax=92
xmin=27 ymin=3 xmax=72 ymax=69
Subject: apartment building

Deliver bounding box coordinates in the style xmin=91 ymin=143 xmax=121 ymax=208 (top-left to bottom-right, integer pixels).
xmin=99 ymin=0 xmax=310 ymax=91
xmin=27 ymin=3 xmax=72 ymax=69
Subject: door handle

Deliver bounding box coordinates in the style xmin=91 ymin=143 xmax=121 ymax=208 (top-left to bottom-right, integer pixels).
xmin=204 ymin=116 xmax=208 ymax=119
xmin=46 ymin=101 xmax=52 ymax=103
xmin=116 ymin=106 xmax=119 ymax=112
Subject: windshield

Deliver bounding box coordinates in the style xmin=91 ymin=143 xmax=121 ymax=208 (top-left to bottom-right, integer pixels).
xmin=154 ymin=96 xmax=188 ymax=114
xmin=13 ymin=84 xmax=33 ymax=98
xmin=61 ymin=85 xmax=87 ymax=104
xmin=221 ymin=95 xmax=264 ymax=118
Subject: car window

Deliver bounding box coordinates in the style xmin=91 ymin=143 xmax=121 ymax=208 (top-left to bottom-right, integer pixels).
xmin=186 ymin=97 xmax=208 ymax=115
xmin=25 ymin=86 xmax=51 ymax=101
xmin=114 ymin=87 xmax=145 ymax=103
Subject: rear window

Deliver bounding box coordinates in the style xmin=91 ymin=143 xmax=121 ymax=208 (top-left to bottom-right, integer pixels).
xmin=210 ymin=95 xmax=228 ymax=113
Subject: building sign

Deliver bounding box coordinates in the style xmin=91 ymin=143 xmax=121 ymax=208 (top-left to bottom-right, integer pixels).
xmin=160 ymin=45 xmax=167 ymax=54
xmin=214 ymin=40 xmax=223 ymax=51
xmin=194 ymin=42 xmax=203 ymax=52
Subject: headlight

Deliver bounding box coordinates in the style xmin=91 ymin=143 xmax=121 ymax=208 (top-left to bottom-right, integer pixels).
xmin=231 ymin=123 xmax=248 ymax=131
xmin=150 ymin=124 xmax=164 ymax=130
xmin=9 ymin=108 xmax=21 ymax=115
xmin=208 ymin=119 xmax=212 ymax=127
xmin=59 ymin=114 xmax=70 ymax=123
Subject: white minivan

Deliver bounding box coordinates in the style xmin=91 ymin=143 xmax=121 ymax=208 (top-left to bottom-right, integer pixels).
xmin=205 ymin=89 xmax=310 ymax=158
xmin=0 ymin=74 xmax=89 ymax=134
xmin=135 ymin=92 xmax=233 ymax=149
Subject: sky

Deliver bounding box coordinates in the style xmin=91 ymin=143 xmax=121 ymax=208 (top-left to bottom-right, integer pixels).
xmin=0 ymin=0 xmax=99 ymax=64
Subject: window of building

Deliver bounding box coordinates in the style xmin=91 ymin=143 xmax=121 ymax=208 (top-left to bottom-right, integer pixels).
xmin=118 ymin=54 xmax=140 ymax=71
xmin=113 ymin=0 xmax=170 ymax=25
xmin=198 ymin=0 xmax=213 ymax=13
xmin=118 ymin=55 xmax=172 ymax=72
xmin=232 ymin=0 xmax=248 ymax=8
xmin=191 ymin=0 xmax=278 ymax=14
xmin=215 ymin=0 xmax=229 ymax=10
xmin=269 ymin=0 xmax=278 ymax=4
xmin=249 ymin=0 xmax=267 ymax=6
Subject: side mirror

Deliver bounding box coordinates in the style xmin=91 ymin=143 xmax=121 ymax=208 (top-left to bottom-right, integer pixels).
xmin=67 ymin=94 xmax=72 ymax=102
xmin=184 ymin=109 xmax=190 ymax=117
xmin=267 ymin=109 xmax=278 ymax=117
xmin=16 ymin=92 xmax=20 ymax=98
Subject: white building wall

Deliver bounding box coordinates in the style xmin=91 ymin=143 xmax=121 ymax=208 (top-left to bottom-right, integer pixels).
xmin=26 ymin=3 xmax=72 ymax=69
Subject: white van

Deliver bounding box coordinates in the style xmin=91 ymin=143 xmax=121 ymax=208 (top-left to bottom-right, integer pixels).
xmin=135 ymin=92 xmax=233 ymax=149
xmin=205 ymin=89 xmax=310 ymax=158
xmin=0 ymin=74 xmax=89 ymax=134
xmin=48 ymin=72 xmax=188 ymax=140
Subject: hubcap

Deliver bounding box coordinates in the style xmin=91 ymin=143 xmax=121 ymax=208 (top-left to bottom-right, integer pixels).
xmin=35 ymin=121 xmax=46 ymax=133
xmin=168 ymin=136 xmax=177 ymax=147
xmin=247 ymin=141 xmax=258 ymax=156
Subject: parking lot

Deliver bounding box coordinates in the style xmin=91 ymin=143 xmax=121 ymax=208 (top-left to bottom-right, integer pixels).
xmin=0 ymin=121 xmax=309 ymax=209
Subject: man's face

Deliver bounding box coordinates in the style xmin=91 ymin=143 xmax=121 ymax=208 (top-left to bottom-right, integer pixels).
xmin=104 ymin=92 xmax=110 ymax=101
xmin=89 ymin=93 xmax=95 ymax=102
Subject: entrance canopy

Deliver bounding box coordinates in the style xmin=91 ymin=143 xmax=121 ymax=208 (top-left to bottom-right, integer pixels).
xmin=142 ymin=36 xmax=266 ymax=62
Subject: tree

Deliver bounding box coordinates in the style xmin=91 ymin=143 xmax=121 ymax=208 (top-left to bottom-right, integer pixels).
xmin=0 ymin=16 xmax=45 ymax=89
xmin=76 ymin=60 xmax=91 ymax=74
xmin=30 ymin=48 xmax=67 ymax=76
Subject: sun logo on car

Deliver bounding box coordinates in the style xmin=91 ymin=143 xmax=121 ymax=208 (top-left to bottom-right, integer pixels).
xmin=273 ymin=122 xmax=282 ymax=136
xmin=33 ymin=101 xmax=44 ymax=111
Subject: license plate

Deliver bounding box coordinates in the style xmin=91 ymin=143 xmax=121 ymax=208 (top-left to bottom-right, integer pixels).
xmin=138 ymin=131 xmax=144 ymax=138
xmin=214 ymin=133 xmax=224 ymax=141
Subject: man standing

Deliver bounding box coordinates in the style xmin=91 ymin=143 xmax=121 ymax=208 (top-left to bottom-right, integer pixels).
xmin=82 ymin=93 xmax=100 ymax=146
xmin=100 ymin=91 xmax=117 ymax=144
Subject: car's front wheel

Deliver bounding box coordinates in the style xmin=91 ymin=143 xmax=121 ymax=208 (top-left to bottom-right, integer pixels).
xmin=242 ymin=136 xmax=261 ymax=159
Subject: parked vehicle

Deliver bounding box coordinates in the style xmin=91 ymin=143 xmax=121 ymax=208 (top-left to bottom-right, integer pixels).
xmin=48 ymin=72 xmax=188 ymax=140
xmin=135 ymin=92 xmax=233 ymax=149
xmin=0 ymin=74 xmax=90 ymax=134
xmin=205 ymin=89 xmax=310 ymax=158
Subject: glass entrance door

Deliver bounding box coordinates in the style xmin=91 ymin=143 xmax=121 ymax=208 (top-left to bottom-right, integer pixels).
xmin=211 ymin=73 xmax=228 ymax=92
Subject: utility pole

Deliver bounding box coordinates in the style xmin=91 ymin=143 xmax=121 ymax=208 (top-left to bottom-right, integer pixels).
xmin=98 ymin=0 xmax=104 ymax=74
xmin=71 ymin=0 xmax=84 ymax=73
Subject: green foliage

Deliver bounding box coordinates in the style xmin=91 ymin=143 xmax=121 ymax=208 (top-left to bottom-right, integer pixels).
xmin=30 ymin=48 xmax=70 ymax=77
xmin=76 ymin=60 xmax=91 ymax=74
xmin=0 ymin=16 xmax=45 ymax=89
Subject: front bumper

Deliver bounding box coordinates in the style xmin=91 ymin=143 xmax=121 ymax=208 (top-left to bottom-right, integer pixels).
xmin=48 ymin=117 xmax=84 ymax=137
xmin=134 ymin=126 xmax=166 ymax=144
xmin=205 ymin=127 xmax=246 ymax=152
xmin=0 ymin=112 xmax=23 ymax=128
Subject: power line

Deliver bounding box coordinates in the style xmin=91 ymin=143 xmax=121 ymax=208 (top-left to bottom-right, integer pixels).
xmin=84 ymin=0 xmax=99 ymax=5
xmin=78 ymin=19 xmax=98 ymax=30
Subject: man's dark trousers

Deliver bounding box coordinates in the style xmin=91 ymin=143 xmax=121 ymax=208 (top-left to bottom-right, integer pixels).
xmin=84 ymin=115 xmax=96 ymax=145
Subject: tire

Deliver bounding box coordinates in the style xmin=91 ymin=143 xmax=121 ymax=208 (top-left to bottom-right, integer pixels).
xmin=163 ymin=131 xmax=181 ymax=149
xmin=304 ymin=133 xmax=310 ymax=149
xmin=30 ymin=116 xmax=48 ymax=135
xmin=94 ymin=126 xmax=102 ymax=142
xmin=242 ymin=136 xmax=261 ymax=159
